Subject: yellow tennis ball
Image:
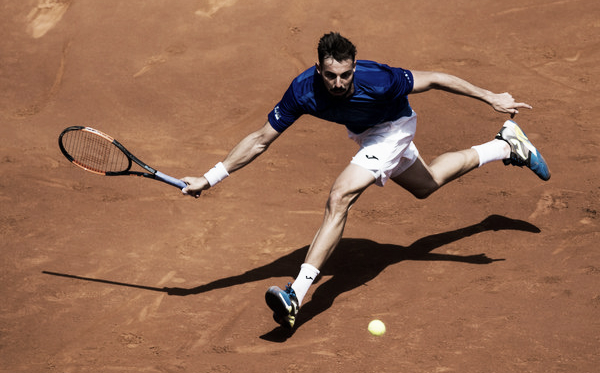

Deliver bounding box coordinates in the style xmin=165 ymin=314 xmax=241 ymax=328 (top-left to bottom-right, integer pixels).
xmin=368 ymin=319 xmax=386 ymax=336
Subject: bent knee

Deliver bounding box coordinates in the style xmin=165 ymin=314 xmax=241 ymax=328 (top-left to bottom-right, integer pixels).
xmin=326 ymin=188 xmax=360 ymax=212
xmin=327 ymin=189 xmax=350 ymax=209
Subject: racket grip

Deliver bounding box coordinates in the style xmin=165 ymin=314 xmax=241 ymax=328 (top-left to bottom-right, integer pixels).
xmin=155 ymin=171 xmax=187 ymax=189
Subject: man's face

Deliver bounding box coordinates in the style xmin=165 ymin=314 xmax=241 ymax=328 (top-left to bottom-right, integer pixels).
xmin=316 ymin=57 xmax=356 ymax=98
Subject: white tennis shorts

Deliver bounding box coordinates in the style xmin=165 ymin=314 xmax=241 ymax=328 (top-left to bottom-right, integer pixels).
xmin=348 ymin=111 xmax=419 ymax=187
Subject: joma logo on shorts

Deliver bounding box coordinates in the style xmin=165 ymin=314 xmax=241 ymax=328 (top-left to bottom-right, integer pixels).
xmin=365 ymin=155 xmax=379 ymax=160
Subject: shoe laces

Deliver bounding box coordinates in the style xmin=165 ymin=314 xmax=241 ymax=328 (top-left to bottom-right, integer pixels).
xmin=284 ymin=282 xmax=296 ymax=297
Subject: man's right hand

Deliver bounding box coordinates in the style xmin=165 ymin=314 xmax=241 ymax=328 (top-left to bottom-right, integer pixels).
xmin=181 ymin=176 xmax=210 ymax=198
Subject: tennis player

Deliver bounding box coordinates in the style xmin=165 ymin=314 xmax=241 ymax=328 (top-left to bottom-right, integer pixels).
xmin=182 ymin=32 xmax=550 ymax=329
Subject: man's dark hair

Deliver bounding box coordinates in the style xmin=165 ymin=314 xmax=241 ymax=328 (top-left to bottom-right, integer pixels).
xmin=317 ymin=32 xmax=357 ymax=65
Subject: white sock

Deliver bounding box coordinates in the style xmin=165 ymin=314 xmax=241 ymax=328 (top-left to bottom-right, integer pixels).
xmin=291 ymin=263 xmax=320 ymax=306
xmin=471 ymin=139 xmax=510 ymax=167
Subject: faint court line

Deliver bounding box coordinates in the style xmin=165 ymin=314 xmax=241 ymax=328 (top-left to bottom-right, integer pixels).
xmin=492 ymin=0 xmax=584 ymax=16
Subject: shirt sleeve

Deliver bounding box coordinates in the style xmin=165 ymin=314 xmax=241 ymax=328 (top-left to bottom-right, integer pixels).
xmin=267 ymin=82 xmax=304 ymax=133
xmin=389 ymin=68 xmax=414 ymax=98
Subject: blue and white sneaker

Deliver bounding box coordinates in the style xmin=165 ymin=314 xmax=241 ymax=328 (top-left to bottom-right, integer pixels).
xmin=265 ymin=283 xmax=299 ymax=329
xmin=496 ymin=120 xmax=551 ymax=181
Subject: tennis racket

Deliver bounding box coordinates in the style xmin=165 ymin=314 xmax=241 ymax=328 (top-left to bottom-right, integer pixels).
xmin=58 ymin=126 xmax=187 ymax=189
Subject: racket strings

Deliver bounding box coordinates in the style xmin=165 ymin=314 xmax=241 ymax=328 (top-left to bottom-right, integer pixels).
xmin=62 ymin=130 xmax=129 ymax=173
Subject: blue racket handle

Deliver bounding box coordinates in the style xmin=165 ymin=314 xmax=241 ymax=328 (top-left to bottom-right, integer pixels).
xmin=155 ymin=171 xmax=187 ymax=189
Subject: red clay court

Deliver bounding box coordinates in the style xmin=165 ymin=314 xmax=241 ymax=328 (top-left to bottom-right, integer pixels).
xmin=1 ymin=1 xmax=598 ymax=372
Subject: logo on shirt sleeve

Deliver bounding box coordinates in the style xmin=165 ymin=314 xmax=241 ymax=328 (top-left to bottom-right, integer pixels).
xmin=274 ymin=105 xmax=281 ymax=121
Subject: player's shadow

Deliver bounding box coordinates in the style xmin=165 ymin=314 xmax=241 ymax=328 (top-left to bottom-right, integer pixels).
xmin=258 ymin=214 xmax=540 ymax=341
xmin=43 ymin=215 xmax=539 ymax=341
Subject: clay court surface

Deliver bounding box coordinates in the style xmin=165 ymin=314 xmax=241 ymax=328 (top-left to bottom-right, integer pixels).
xmin=1 ymin=0 xmax=599 ymax=372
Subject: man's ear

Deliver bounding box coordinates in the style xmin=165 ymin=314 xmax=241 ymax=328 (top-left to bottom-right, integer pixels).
xmin=315 ymin=62 xmax=321 ymax=74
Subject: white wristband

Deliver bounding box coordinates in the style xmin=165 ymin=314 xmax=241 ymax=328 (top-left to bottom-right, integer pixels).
xmin=203 ymin=162 xmax=229 ymax=187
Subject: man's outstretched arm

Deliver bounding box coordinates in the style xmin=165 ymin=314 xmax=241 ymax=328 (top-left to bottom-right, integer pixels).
xmin=410 ymin=70 xmax=532 ymax=116
xmin=182 ymin=121 xmax=280 ymax=197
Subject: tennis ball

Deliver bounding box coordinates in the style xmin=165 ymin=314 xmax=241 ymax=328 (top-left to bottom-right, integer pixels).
xmin=368 ymin=319 xmax=386 ymax=336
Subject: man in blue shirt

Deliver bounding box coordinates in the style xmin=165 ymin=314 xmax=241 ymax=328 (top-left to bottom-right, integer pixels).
xmin=182 ymin=32 xmax=549 ymax=329
xmin=268 ymin=59 xmax=414 ymax=135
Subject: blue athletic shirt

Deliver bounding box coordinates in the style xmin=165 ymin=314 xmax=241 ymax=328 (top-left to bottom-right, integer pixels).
xmin=268 ymin=60 xmax=414 ymax=134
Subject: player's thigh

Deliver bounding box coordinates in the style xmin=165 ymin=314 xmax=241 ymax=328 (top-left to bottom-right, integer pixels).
xmin=390 ymin=155 xmax=438 ymax=198
xmin=329 ymin=163 xmax=376 ymax=206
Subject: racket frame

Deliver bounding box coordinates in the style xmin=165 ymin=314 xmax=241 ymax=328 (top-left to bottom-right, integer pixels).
xmin=58 ymin=126 xmax=186 ymax=189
